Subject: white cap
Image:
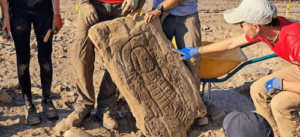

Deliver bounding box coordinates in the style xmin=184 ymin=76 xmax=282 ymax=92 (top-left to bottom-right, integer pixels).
xmin=224 ymin=0 xmax=277 ymax=25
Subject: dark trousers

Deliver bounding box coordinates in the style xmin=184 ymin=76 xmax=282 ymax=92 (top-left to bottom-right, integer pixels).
xmin=9 ymin=0 xmax=54 ymax=105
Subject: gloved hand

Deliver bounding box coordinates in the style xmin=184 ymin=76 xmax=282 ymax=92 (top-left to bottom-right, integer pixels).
xmin=264 ymin=77 xmax=283 ymax=93
xmin=172 ymin=47 xmax=199 ymax=60
xmin=80 ymin=2 xmax=99 ymax=25
xmin=52 ymin=15 xmax=63 ymax=34
xmin=121 ymin=0 xmax=139 ymax=15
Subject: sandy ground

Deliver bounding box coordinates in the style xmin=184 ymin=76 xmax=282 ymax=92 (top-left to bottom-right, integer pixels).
xmin=0 ymin=0 xmax=299 ymax=136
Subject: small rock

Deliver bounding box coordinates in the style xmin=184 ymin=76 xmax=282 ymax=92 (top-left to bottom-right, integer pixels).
xmin=63 ymin=47 xmax=68 ymax=53
xmin=0 ymin=91 xmax=12 ymax=104
xmin=64 ymin=19 xmax=73 ymax=26
xmin=202 ymin=25 xmax=210 ymax=30
xmin=64 ymin=127 xmax=93 ymax=137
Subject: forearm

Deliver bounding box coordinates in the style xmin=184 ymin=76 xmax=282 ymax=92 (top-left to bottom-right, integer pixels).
xmin=160 ymin=0 xmax=181 ymax=11
xmin=283 ymin=80 xmax=300 ymax=94
xmin=198 ymin=33 xmax=250 ymax=54
xmin=1 ymin=0 xmax=9 ymax=18
xmin=52 ymin=0 xmax=60 ymax=15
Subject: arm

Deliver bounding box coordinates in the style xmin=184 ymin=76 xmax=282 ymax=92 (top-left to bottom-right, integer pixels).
xmin=198 ymin=33 xmax=250 ymax=54
xmin=1 ymin=0 xmax=10 ymax=39
xmin=52 ymin=0 xmax=62 ymax=34
xmin=0 ymin=0 xmax=9 ymax=15
xmin=283 ymin=80 xmax=300 ymax=94
xmin=265 ymin=78 xmax=300 ymax=94
xmin=78 ymin=0 xmax=98 ymax=26
xmin=282 ymin=39 xmax=300 ymax=94
xmin=52 ymin=0 xmax=60 ymax=16
xmin=144 ymin=0 xmax=181 ymax=22
xmin=173 ymin=33 xmax=252 ymax=60
xmin=159 ymin=0 xmax=181 ymax=11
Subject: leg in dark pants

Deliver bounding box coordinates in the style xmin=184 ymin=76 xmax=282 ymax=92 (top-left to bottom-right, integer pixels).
xmin=9 ymin=0 xmax=56 ymax=123
xmin=10 ymin=9 xmax=33 ymax=106
xmin=32 ymin=14 xmax=53 ymax=101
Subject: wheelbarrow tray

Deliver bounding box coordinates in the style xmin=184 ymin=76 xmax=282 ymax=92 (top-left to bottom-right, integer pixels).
xmin=200 ymin=41 xmax=248 ymax=79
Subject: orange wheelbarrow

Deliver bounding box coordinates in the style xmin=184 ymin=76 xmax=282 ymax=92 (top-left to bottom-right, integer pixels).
xmin=172 ymin=40 xmax=278 ymax=99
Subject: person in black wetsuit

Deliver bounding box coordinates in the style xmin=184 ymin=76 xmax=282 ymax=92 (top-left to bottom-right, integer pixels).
xmin=5 ymin=0 xmax=62 ymax=125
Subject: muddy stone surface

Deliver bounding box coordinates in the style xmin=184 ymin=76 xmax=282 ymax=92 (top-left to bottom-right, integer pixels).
xmin=88 ymin=16 xmax=207 ymax=137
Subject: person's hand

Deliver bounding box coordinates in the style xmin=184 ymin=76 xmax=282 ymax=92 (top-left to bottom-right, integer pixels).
xmin=53 ymin=15 xmax=63 ymax=34
xmin=265 ymin=77 xmax=283 ymax=93
xmin=122 ymin=0 xmax=139 ymax=15
xmin=127 ymin=11 xmax=140 ymax=21
xmin=80 ymin=2 xmax=99 ymax=26
xmin=172 ymin=47 xmax=199 ymax=60
xmin=2 ymin=15 xmax=11 ymax=39
xmin=144 ymin=9 xmax=161 ymax=22
xmin=126 ymin=0 xmax=145 ymax=20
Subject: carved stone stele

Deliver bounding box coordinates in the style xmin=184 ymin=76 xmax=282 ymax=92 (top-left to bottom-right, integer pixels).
xmin=88 ymin=16 xmax=207 ymax=137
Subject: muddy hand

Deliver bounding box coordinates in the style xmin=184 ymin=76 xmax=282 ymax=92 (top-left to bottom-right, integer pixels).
xmin=122 ymin=0 xmax=139 ymax=15
xmin=126 ymin=0 xmax=145 ymax=20
xmin=172 ymin=47 xmax=200 ymax=60
xmin=80 ymin=2 xmax=99 ymax=25
xmin=144 ymin=9 xmax=161 ymax=23
xmin=53 ymin=14 xmax=63 ymax=34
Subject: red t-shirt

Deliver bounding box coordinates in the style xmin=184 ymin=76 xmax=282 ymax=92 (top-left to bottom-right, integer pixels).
xmin=98 ymin=0 xmax=123 ymax=3
xmin=246 ymin=17 xmax=300 ymax=66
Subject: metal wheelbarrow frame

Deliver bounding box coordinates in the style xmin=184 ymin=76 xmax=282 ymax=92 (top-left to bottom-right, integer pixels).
xmin=200 ymin=44 xmax=278 ymax=99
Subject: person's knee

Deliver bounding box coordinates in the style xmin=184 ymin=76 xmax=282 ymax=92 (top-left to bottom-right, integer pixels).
xmin=250 ymin=81 xmax=262 ymax=99
xmin=270 ymin=93 xmax=291 ymax=113
xmin=17 ymin=63 xmax=29 ymax=76
xmin=38 ymin=58 xmax=52 ymax=72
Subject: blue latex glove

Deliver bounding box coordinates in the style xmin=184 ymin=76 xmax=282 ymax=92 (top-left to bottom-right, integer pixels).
xmin=264 ymin=77 xmax=283 ymax=93
xmin=172 ymin=47 xmax=199 ymax=60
